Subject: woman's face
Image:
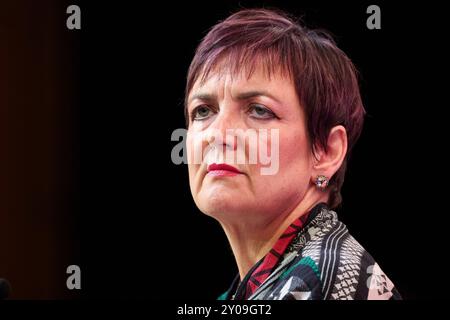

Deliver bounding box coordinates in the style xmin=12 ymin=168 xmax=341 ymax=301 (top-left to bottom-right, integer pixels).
xmin=186 ymin=65 xmax=315 ymax=223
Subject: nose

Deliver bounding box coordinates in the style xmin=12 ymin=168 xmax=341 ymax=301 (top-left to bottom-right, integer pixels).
xmin=205 ymin=106 xmax=241 ymax=152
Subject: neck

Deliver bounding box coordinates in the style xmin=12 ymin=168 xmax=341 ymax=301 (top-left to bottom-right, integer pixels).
xmin=219 ymin=188 xmax=328 ymax=280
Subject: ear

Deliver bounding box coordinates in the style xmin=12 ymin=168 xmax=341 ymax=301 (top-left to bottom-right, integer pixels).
xmin=311 ymin=125 xmax=348 ymax=182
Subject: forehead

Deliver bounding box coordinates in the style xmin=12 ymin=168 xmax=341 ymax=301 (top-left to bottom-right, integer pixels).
xmin=189 ymin=60 xmax=294 ymax=101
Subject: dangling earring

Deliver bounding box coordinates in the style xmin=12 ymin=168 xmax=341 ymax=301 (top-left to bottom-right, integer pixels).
xmin=315 ymin=175 xmax=329 ymax=190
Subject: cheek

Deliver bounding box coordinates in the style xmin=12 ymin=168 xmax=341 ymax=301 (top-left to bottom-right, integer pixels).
xmin=244 ymin=131 xmax=311 ymax=215
xmin=274 ymin=130 xmax=312 ymax=192
xmin=186 ymin=129 xmax=207 ymax=165
xmin=280 ymin=126 xmax=310 ymax=164
xmin=186 ymin=130 xmax=194 ymax=163
xmin=250 ymin=129 xmax=310 ymax=188
xmin=266 ymin=131 xmax=311 ymax=201
xmin=186 ymin=131 xmax=199 ymax=186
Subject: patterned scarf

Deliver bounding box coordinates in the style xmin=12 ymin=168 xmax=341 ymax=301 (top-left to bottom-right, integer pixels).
xmin=231 ymin=204 xmax=321 ymax=299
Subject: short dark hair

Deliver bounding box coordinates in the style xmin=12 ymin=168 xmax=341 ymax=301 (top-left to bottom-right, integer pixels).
xmin=185 ymin=8 xmax=366 ymax=208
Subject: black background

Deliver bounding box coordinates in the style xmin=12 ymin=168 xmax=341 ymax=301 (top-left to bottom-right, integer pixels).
xmin=1 ymin=0 xmax=448 ymax=300
xmin=82 ymin=0 xmax=447 ymax=300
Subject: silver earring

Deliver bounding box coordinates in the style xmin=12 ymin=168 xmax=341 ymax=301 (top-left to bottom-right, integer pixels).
xmin=315 ymin=175 xmax=329 ymax=189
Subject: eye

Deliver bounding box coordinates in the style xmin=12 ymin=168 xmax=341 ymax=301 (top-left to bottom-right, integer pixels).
xmin=248 ymin=104 xmax=277 ymax=120
xmin=191 ymin=105 xmax=214 ymax=121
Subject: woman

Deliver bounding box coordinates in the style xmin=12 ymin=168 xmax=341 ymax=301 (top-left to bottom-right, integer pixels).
xmin=184 ymin=8 xmax=401 ymax=300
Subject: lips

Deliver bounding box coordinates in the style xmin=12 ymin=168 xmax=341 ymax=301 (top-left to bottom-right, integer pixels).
xmin=207 ymin=163 xmax=242 ymax=177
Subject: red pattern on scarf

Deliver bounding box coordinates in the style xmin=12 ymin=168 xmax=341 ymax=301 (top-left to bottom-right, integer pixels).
xmin=244 ymin=213 xmax=309 ymax=298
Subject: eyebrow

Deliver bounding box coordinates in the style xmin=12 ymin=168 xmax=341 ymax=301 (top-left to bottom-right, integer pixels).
xmin=188 ymin=90 xmax=280 ymax=105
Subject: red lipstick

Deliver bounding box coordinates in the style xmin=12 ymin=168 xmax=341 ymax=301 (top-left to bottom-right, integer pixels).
xmin=207 ymin=163 xmax=242 ymax=177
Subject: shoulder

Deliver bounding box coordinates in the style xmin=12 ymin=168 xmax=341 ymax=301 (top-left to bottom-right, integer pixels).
xmin=256 ymin=206 xmax=402 ymax=300
xmin=301 ymin=222 xmax=402 ymax=300
xmin=285 ymin=216 xmax=402 ymax=300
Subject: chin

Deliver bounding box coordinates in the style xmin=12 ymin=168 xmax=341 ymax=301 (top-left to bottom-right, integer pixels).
xmin=197 ymin=193 xmax=247 ymax=219
xmin=201 ymin=196 xmax=235 ymax=215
